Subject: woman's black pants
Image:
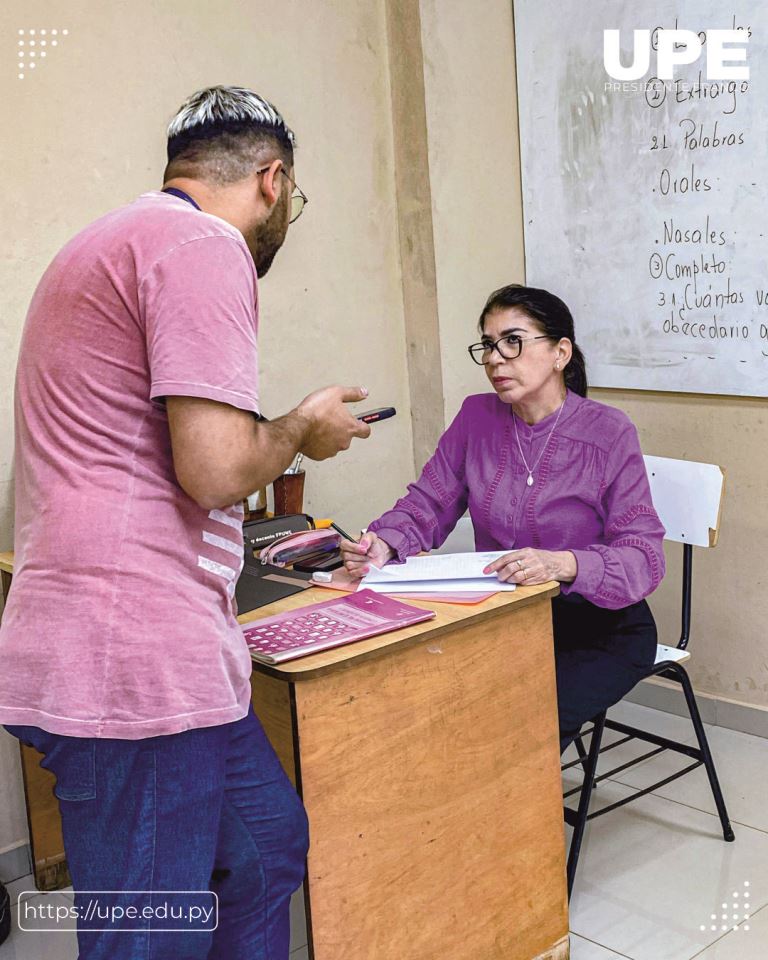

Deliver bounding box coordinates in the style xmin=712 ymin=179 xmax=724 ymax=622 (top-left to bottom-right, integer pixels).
xmin=552 ymin=593 xmax=658 ymax=754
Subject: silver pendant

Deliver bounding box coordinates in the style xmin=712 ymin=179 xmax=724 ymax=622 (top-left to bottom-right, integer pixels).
xmin=527 ymin=474 xmax=534 ymax=486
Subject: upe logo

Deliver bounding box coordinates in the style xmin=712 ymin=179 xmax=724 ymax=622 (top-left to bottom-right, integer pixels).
xmin=604 ymin=30 xmax=749 ymax=81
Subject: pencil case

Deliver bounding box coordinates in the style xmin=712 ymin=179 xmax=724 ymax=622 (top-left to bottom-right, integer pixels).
xmin=259 ymin=529 xmax=342 ymax=568
xmin=243 ymin=514 xmax=315 ymax=555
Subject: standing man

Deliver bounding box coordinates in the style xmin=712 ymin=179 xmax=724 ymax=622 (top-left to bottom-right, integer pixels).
xmin=0 ymin=86 xmax=370 ymax=960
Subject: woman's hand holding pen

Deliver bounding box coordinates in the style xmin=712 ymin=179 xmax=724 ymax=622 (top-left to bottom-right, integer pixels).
xmin=340 ymin=532 xmax=395 ymax=579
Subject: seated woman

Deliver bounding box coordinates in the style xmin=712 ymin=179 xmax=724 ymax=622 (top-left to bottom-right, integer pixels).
xmin=341 ymin=284 xmax=665 ymax=752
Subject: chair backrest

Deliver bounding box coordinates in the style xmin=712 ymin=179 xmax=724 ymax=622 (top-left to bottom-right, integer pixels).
xmin=434 ymin=515 xmax=475 ymax=554
xmin=643 ymin=455 xmax=725 ymax=549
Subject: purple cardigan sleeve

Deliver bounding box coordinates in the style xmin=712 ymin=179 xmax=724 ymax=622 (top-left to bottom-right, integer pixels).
xmin=561 ymin=421 xmax=666 ymax=610
xmin=368 ymin=404 xmax=470 ymax=561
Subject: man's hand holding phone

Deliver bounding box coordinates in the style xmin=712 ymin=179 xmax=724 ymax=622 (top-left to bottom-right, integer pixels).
xmin=297 ymin=385 xmax=372 ymax=460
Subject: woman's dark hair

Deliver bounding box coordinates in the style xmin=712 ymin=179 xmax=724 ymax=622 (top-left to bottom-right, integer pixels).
xmin=478 ymin=284 xmax=588 ymax=397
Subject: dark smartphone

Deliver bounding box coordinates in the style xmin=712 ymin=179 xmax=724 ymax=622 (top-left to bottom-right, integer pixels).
xmin=356 ymin=406 xmax=396 ymax=424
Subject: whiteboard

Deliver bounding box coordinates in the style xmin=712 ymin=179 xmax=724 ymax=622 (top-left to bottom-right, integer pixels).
xmin=514 ymin=2 xmax=768 ymax=396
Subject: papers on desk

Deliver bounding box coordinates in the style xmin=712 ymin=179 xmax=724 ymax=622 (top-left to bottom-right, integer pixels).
xmin=361 ymin=551 xmax=516 ymax=594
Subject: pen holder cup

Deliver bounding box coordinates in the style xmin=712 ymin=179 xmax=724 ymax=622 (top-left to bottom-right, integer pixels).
xmin=243 ymin=487 xmax=268 ymax=522
xmin=273 ymin=471 xmax=305 ymax=516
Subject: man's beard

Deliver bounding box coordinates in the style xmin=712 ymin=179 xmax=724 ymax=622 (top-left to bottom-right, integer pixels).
xmin=245 ymin=194 xmax=289 ymax=277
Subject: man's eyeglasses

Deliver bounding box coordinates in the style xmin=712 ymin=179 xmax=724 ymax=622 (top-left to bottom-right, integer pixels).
xmin=255 ymin=165 xmax=308 ymax=224
xmin=280 ymin=169 xmax=308 ymax=224
xmin=467 ymin=334 xmax=551 ymax=365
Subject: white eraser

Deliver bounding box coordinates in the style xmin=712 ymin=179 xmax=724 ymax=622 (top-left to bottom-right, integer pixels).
xmin=311 ymin=571 xmax=333 ymax=583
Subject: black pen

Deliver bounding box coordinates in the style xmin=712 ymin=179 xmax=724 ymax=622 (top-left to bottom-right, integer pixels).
xmin=330 ymin=522 xmax=360 ymax=544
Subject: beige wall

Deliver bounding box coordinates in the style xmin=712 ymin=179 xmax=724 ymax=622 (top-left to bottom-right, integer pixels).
xmin=419 ymin=0 xmax=526 ymax=425
xmin=0 ymin=735 xmax=26 ymax=862
xmin=0 ymin=0 xmax=414 ymax=854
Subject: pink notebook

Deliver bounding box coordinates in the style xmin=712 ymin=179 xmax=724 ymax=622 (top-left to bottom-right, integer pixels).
xmin=242 ymin=588 xmax=436 ymax=664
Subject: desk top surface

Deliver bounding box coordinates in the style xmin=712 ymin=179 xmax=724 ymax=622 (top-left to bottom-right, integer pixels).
xmin=0 ymin=550 xmax=558 ymax=681
xmin=241 ymin=581 xmax=559 ymax=680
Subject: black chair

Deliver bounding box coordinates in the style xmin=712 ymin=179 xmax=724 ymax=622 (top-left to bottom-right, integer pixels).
xmin=563 ymin=455 xmax=735 ymax=896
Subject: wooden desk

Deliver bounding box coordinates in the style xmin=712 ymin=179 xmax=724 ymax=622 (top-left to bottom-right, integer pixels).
xmin=1 ymin=553 xmax=569 ymax=959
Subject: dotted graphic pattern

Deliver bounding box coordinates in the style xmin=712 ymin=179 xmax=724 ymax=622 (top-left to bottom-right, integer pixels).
xmin=17 ymin=28 xmax=69 ymax=80
xmin=699 ymin=881 xmax=751 ymax=934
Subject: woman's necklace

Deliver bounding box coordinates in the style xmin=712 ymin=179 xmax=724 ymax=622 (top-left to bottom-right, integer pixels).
xmin=513 ymin=393 xmax=567 ymax=487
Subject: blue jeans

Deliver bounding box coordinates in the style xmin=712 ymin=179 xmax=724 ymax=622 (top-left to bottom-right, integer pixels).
xmin=5 ymin=705 xmax=309 ymax=960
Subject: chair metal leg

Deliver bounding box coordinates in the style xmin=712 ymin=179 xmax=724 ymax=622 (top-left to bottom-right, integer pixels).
xmin=566 ymin=711 xmax=606 ymax=897
xmin=573 ymin=735 xmax=598 ymax=788
xmin=670 ymin=663 xmax=735 ymax=842
xmin=574 ymin=736 xmax=588 ymax=773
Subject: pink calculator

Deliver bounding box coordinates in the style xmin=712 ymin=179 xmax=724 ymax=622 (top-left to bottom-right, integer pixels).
xmin=242 ymin=589 xmax=436 ymax=664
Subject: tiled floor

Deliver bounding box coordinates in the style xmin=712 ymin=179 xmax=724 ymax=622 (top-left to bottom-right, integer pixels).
xmin=566 ymin=702 xmax=768 ymax=960
xmin=0 ymin=702 xmax=764 ymax=959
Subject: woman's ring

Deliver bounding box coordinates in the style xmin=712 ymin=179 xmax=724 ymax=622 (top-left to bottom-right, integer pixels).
xmin=516 ymin=558 xmax=524 ymax=570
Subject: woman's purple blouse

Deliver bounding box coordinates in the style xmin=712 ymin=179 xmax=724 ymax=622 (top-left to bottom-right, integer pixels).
xmin=368 ymin=390 xmax=666 ymax=610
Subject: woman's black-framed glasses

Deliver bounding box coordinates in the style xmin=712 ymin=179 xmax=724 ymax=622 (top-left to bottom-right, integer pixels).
xmin=467 ymin=334 xmax=551 ymax=365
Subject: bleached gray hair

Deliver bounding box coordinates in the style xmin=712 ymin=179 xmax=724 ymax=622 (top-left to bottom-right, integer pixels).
xmin=167 ymin=86 xmax=295 ymax=146
xmin=165 ymin=85 xmax=296 ymax=183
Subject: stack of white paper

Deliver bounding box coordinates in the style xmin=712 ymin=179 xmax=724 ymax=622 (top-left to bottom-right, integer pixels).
xmin=361 ymin=552 xmax=516 ymax=594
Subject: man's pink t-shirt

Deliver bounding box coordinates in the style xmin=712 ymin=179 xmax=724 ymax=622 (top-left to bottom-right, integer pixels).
xmin=0 ymin=191 xmax=260 ymax=739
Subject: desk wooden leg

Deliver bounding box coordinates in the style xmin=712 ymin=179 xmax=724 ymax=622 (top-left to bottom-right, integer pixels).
xmin=0 ymin=570 xmax=11 ymax=610
xmin=291 ymin=599 xmax=568 ymax=960
xmin=18 ymin=744 xmax=70 ymax=891
xmin=535 ymin=935 xmax=571 ymax=959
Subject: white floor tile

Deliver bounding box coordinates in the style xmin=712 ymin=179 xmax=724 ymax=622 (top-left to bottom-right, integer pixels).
xmin=691 ymin=901 xmax=768 ymax=958
xmin=0 ymin=892 xmax=78 ymax=960
xmin=0 ymin=847 xmax=32 ymax=890
xmin=568 ymin=779 xmax=768 ymax=960
xmin=562 ymin=702 xmax=699 ymax=792
xmin=569 ymin=932 xmax=631 ymax=959
xmin=289 ymin=888 xmax=307 ymax=951
xmin=289 ymin=947 xmax=309 ymax=960
xmin=2 ymin=878 xmax=34 ymax=909
xmin=606 ymin=700 xmax=698 ymax=741
xmin=613 ymin=724 xmax=768 ymax=833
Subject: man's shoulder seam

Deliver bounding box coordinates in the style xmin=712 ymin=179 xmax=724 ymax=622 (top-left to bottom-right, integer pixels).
xmin=137 ymin=234 xmax=252 ymax=292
